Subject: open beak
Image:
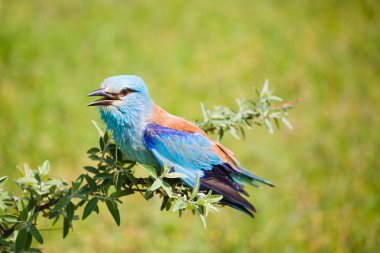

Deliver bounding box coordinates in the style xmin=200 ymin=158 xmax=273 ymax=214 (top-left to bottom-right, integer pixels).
xmin=87 ymin=89 xmax=119 ymax=106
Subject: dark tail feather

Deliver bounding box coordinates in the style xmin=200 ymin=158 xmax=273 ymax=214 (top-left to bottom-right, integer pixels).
xmin=220 ymin=199 xmax=255 ymax=218
xmin=238 ymin=167 xmax=275 ymax=187
xmin=200 ymin=175 xmax=256 ymax=218
xmin=220 ymin=163 xmax=275 ymax=187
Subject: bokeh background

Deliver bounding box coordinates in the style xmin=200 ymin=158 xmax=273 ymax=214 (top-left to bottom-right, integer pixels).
xmin=1 ymin=0 xmax=379 ymax=252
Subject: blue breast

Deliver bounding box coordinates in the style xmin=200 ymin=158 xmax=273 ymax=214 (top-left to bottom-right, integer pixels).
xmin=99 ymin=107 xmax=159 ymax=167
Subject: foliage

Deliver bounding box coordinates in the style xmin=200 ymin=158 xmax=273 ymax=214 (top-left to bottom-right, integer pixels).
xmin=0 ymin=82 xmax=293 ymax=252
xmin=196 ymin=80 xmax=293 ymax=140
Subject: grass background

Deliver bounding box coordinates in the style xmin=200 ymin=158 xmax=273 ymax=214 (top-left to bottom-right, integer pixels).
xmin=1 ymin=0 xmax=379 ymax=252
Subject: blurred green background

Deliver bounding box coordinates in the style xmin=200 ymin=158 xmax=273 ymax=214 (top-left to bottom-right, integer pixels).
xmin=1 ymin=0 xmax=379 ymax=252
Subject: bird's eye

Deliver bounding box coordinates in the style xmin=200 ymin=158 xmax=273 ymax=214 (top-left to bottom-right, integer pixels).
xmin=120 ymin=88 xmax=132 ymax=96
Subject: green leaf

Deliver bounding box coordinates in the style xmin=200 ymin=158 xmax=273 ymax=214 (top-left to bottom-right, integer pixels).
xmin=0 ymin=176 xmax=8 ymax=188
xmin=103 ymin=132 xmax=109 ymax=146
xmin=115 ymin=173 xmax=123 ymax=192
xmin=72 ymin=175 xmax=84 ymax=192
xmin=91 ymin=120 xmax=105 ymax=136
xmin=0 ymin=215 xmax=18 ymax=223
xmin=83 ymin=166 xmax=99 ymax=174
xmin=34 ymin=173 xmax=41 ymax=183
xmin=200 ymin=103 xmax=209 ymax=121
xmin=30 ymin=224 xmax=43 ymax=244
xmin=88 ymin=154 xmax=101 ymax=161
xmin=106 ymin=200 xmax=120 ymax=226
xmin=0 ymin=200 xmax=8 ymax=211
xmin=274 ymin=118 xmax=280 ymax=129
xmin=144 ymin=190 xmax=154 ymax=200
xmin=281 ymin=117 xmax=293 ymax=130
xmin=19 ymin=199 xmax=28 ymax=221
xmin=110 ymin=189 xmax=134 ymax=198
xmin=15 ymin=228 xmax=28 ymax=253
xmin=165 ymin=172 xmax=188 ymax=179
xmin=66 ymin=202 xmax=75 ymax=222
xmin=63 ymin=217 xmax=70 ymax=238
xmin=141 ymin=164 xmax=157 ymax=179
xmin=84 ymin=174 xmax=97 ymax=192
xmin=268 ymin=95 xmax=283 ymax=102
xmin=82 ymin=197 xmax=98 ymax=220
xmin=161 ymin=182 xmax=173 ymax=198
xmin=260 ymin=79 xmax=269 ymax=97
xmin=148 ymin=179 xmax=162 ymax=192
xmin=191 ymin=173 xmax=200 ymax=200
xmin=16 ymin=177 xmax=38 ymax=185
xmin=204 ymin=194 xmax=223 ymax=203
xmin=172 ymin=198 xmax=187 ymax=212
xmin=125 ymin=169 xmax=138 ymax=185
xmin=228 ymin=127 xmax=240 ymax=140
xmin=264 ymin=119 xmax=274 ymax=134
xmin=94 ymin=173 xmax=113 ymax=179
xmin=53 ymin=196 xmax=71 ymax=212
xmin=196 ymin=208 xmax=207 ymax=228
xmin=87 ymin=147 xmax=100 ymax=154
xmin=39 ymin=160 xmax=50 ymax=175
xmin=160 ymin=196 xmax=168 ymax=211
xmin=165 ymin=199 xmax=172 ymax=211
xmin=24 ymin=232 xmax=32 ymax=251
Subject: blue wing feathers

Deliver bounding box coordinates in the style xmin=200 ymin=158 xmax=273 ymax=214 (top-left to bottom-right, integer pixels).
xmin=143 ymin=124 xmax=258 ymax=217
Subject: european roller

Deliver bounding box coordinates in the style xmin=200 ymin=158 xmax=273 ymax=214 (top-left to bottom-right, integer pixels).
xmin=88 ymin=75 xmax=273 ymax=217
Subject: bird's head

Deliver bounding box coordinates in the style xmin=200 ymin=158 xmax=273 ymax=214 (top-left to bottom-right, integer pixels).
xmin=87 ymin=75 xmax=154 ymax=120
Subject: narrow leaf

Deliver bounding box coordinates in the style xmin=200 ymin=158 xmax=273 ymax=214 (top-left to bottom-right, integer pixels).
xmin=264 ymin=119 xmax=274 ymax=134
xmin=53 ymin=196 xmax=71 ymax=212
xmin=115 ymin=173 xmax=123 ymax=192
xmin=141 ymin=164 xmax=157 ymax=179
xmin=172 ymin=199 xmax=187 ymax=212
xmin=106 ymin=200 xmax=120 ymax=226
xmin=19 ymin=199 xmax=28 ymax=221
xmin=281 ymin=117 xmax=293 ymax=130
xmin=191 ymin=173 xmax=201 ymax=200
xmin=87 ymin=147 xmax=100 ymax=154
xmin=0 ymin=176 xmax=8 ymax=188
xmin=83 ymin=166 xmax=99 ymax=174
xmin=91 ymin=120 xmax=105 ymax=136
xmin=88 ymin=155 xmax=101 ymax=161
xmin=165 ymin=172 xmax=188 ymax=179
xmin=24 ymin=232 xmax=32 ymax=251
xmin=63 ymin=217 xmax=70 ymax=238
xmin=15 ymin=228 xmax=28 ymax=253
xmin=82 ymin=197 xmax=98 ymax=220
xmin=196 ymin=208 xmax=207 ymax=228
xmin=110 ymin=189 xmax=134 ymax=198
xmin=148 ymin=179 xmax=162 ymax=192
xmin=160 ymin=196 xmax=168 ymax=211
xmin=205 ymin=195 xmax=223 ymax=203
xmin=85 ymin=174 xmax=97 ymax=192
xmin=200 ymin=103 xmax=208 ymax=120
xmin=0 ymin=215 xmax=18 ymax=223
xmin=66 ymin=202 xmax=75 ymax=222
xmin=30 ymin=224 xmax=44 ymax=244
xmin=40 ymin=160 xmax=50 ymax=175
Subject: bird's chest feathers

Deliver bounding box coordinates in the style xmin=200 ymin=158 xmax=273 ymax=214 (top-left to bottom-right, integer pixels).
xmin=99 ymin=107 xmax=150 ymax=162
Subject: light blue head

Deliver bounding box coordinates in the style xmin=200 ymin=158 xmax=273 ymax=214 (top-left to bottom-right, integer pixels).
xmin=87 ymin=75 xmax=154 ymax=129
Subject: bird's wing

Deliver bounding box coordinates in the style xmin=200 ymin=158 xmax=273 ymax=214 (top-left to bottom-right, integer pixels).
xmin=150 ymin=105 xmax=274 ymax=187
xmin=143 ymin=123 xmax=256 ymax=217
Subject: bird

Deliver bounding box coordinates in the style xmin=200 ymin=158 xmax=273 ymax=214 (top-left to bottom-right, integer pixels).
xmin=87 ymin=75 xmax=273 ymax=217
